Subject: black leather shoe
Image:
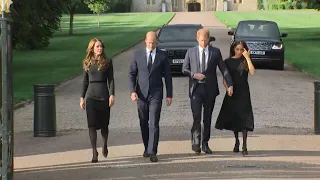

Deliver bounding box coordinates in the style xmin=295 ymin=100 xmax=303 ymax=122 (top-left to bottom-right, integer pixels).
xmin=143 ymin=151 xmax=149 ymax=158
xmin=192 ymin=145 xmax=201 ymax=155
xmin=202 ymin=143 xmax=213 ymax=154
xmin=150 ymin=155 xmax=158 ymax=162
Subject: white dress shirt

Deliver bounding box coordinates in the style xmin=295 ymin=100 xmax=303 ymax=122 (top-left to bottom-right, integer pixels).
xmin=146 ymin=48 xmax=156 ymax=64
xmin=198 ymin=45 xmax=209 ymax=70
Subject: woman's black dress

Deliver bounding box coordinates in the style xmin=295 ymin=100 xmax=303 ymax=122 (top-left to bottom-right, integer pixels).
xmin=81 ymin=60 xmax=114 ymax=130
xmin=215 ymin=57 xmax=254 ymax=132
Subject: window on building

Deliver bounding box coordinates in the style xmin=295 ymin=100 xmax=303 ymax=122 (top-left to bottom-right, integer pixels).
xmin=147 ymin=0 xmax=150 ymax=5
xmin=239 ymin=0 xmax=242 ymax=3
xmin=152 ymin=0 xmax=155 ymax=4
xmin=175 ymin=0 xmax=178 ymax=6
xmin=234 ymin=0 xmax=237 ymax=3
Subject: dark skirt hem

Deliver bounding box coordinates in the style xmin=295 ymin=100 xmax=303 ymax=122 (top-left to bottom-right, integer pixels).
xmin=86 ymin=98 xmax=110 ymax=130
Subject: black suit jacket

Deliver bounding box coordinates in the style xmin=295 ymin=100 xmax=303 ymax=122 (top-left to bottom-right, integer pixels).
xmin=182 ymin=45 xmax=233 ymax=98
xmin=129 ymin=48 xmax=173 ymax=100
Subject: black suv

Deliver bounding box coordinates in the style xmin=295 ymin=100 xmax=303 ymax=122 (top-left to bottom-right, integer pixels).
xmin=157 ymin=24 xmax=215 ymax=73
xmin=228 ymin=20 xmax=287 ymax=70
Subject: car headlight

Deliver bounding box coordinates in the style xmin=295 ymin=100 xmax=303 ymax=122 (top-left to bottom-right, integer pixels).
xmin=272 ymin=43 xmax=283 ymax=50
xmin=160 ymin=48 xmax=166 ymax=51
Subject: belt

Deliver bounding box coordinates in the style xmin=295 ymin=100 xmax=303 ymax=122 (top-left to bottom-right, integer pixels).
xmin=90 ymin=81 xmax=105 ymax=83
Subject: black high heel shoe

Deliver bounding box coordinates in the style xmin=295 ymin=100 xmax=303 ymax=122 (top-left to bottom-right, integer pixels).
xmin=233 ymin=140 xmax=240 ymax=153
xmin=102 ymin=146 xmax=108 ymax=158
xmin=91 ymin=151 xmax=98 ymax=163
xmin=242 ymin=147 xmax=248 ymax=156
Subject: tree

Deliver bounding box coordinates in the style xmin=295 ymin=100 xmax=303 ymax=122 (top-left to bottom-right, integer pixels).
xmin=310 ymin=0 xmax=320 ymax=10
xmin=84 ymin=0 xmax=111 ymax=27
xmin=9 ymin=0 xmax=65 ymax=49
xmin=64 ymin=0 xmax=82 ymax=35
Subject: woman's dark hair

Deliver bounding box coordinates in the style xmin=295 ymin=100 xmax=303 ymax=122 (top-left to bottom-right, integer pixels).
xmin=229 ymin=40 xmax=249 ymax=70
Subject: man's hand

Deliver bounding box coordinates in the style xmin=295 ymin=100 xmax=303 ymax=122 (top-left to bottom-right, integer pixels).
xmin=131 ymin=92 xmax=138 ymax=101
xmin=227 ymin=86 xmax=233 ymax=96
xmin=193 ymin=73 xmax=206 ymax=81
xmin=166 ymin=97 xmax=172 ymax=106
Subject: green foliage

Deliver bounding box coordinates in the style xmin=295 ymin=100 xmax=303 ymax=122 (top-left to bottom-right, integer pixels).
xmin=84 ymin=0 xmax=109 ymax=14
xmin=109 ymin=0 xmax=132 ymax=12
xmin=258 ymin=0 xmax=264 ymax=10
xmin=261 ymin=0 xmax=313 ymax=10
xmin=9 ymin=0 xmax=64 ymax=50
xmin=308 ymin=0 xmax=320 ymax=10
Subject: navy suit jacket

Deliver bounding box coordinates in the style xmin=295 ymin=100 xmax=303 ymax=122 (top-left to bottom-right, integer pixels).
xmin=129 ymin=48 xmax=173 ymax=100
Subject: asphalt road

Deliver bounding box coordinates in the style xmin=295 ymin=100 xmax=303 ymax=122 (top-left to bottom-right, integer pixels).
xmin=12 ymin=12 xmax=319 ymax=180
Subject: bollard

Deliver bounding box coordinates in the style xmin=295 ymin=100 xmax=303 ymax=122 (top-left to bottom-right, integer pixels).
xmin=33 ymin=84 xmax=56 ymax=137
xmin=314 ymin=81 xmax=320 ymax=134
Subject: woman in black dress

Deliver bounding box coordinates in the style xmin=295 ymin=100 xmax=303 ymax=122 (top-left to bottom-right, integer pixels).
xmin=80 ymin=38 xmax=115 ymax=163
xmin=215 ymin=40 xmax=255 ymax=156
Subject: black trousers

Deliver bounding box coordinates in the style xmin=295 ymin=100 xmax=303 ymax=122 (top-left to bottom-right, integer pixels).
xmin=137 ymin=96 xmax=162 ymax=155
xmin=190 ymin=83 xmax=216 ymax=147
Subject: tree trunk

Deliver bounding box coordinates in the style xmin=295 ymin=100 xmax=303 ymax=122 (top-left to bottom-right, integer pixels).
xmin=69 ymin=8 xmax=75 ymax=35
xmin=97 ymin=14 xmax=100 ymax=28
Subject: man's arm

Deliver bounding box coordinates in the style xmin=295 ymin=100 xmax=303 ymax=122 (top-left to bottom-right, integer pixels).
xmin=182 ymin=48 xmax=194 ymax=78
xmin=217 ymin=49 xmax=233 ymax=87
xmin=163 ymin=52 xmax=173 ymax=98
xmin=128 ymin=52 xmax=138 ymax=93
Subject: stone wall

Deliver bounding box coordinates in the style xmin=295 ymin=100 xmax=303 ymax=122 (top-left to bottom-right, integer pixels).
xmin=131 ymin=0 xmax=173 ymax=12
xmin=131 ymin=0 xmax=257 ymax=12
xmin=226 ymin=0 xmax=257 ymax=11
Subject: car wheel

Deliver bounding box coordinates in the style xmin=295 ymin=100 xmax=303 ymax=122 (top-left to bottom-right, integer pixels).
xmin=274 ymin=61 xmax=284 ymax=70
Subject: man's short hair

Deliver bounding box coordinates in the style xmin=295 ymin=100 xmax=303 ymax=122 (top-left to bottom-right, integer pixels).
xmin=197 ymin=28 xmax=210 ymax=38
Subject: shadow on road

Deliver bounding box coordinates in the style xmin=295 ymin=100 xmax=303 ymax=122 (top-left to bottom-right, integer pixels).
xmin=15 ymin=156 xmax=320 ymax=179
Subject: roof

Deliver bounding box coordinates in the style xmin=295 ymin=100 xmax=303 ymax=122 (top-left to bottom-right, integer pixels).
xmin=238 ymin=20 xmax=277 ymax=24
xmin=162 ymin=24 xmax=203 ymax=28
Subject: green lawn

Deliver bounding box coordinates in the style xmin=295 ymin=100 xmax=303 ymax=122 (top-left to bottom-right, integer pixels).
xmin=12 ymin=12 xmax=174 ymax=102
xmin=214 ymin=10 xmax=320 ymax=77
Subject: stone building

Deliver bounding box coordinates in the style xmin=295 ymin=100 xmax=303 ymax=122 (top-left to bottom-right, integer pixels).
xmin=131 ymin=0 xmax=257 ymax=12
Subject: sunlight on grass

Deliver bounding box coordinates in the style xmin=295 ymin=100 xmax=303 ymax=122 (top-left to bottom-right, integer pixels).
xmin=13 ymin=13 xmax=174 ymax=102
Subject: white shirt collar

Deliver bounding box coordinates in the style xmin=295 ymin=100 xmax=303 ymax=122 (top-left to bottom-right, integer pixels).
xmin=146 ymin=48 xmax=156 ymax=53
xmin=199 ymin=45 xmax=209 ymax=52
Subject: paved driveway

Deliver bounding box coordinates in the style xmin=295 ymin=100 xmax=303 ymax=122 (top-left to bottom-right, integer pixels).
xmin=13 ymin=12 xmax=315 ymax=133
xmin=13 ymin=12 xmax=319 ymax=180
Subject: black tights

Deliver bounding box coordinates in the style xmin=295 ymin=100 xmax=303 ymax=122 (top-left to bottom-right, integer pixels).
xmin=89 ymin=127 xmax=109 ymax=156
xmin=234 ymin=130 xmax=248 ymax=149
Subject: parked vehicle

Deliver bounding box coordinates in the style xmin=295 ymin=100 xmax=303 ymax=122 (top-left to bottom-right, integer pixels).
xmin=157 ymin=24 xmax=215 ymax=73
xmin=228 ymin=20 xmax=287 ymax=70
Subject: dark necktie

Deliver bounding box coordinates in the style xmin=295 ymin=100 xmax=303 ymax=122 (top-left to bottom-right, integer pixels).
xmin=201 ymin=49 xmax=206 ymax=72
xmin=148 ymin=51 xmax=152 ymax=72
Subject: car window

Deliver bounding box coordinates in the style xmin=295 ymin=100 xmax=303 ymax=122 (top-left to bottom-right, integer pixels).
xmin=236 ymin=22 xmax=280 ymax=38
xmin=158 ymin=27 xmax=200 ymax=42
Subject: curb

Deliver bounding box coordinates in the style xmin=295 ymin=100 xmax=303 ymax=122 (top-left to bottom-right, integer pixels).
xmin=13 ymin=13 xmax=177 ymax=111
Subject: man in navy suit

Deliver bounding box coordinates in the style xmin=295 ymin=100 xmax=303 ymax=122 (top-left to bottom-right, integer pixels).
xmin=182 ymin=28 xmax=233 ymax=155
xmin=129 ymin=31 xmax=173 ymax=162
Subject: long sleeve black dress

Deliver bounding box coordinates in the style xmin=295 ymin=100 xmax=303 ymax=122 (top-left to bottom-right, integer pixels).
xmin=81 ymin=59 xmax=115 ymax=130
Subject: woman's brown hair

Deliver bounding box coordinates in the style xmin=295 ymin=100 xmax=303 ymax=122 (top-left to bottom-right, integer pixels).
xmin=83 ymin=38 xmax=110 ymax=71
xmin=229 ymin=40 xmax=249 ymax=71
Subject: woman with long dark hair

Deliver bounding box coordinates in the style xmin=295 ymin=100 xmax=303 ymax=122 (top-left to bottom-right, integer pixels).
xmin=80 ymin=38 xmax=115 ymax=163
xmin=215 ymin=40 xmax=255 ymax=156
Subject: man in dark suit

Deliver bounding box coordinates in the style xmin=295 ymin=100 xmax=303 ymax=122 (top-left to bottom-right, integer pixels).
xmin=182 ymin=28 xmax=233 ymax=154
xmin=129 ymin=31 xmax=173 ymax=162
